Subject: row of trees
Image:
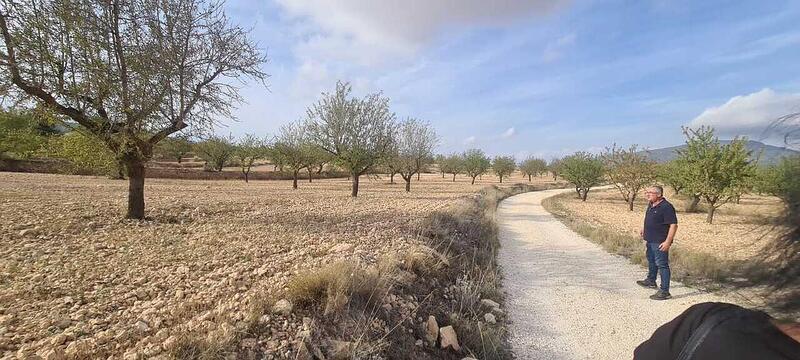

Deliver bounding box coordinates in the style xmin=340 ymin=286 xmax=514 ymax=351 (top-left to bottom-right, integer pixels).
xmin=551 ymin=126 xmax=791 ymax=224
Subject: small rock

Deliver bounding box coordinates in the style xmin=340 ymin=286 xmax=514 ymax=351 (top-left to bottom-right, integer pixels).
xmin=175 ymin=290 xmax=184 ymax=299
xmin=272 ymin=299 xmax=293 ymax=315
xmin=240 ymin=338 xmax=257 ymax=348
xmin=480 ymin=299 xmax=500 ymax=309
xmin=415 ymin=339 xmax=423 ymax=346
xmin=135 ymin=320 xmax=151 ymax=333
xmin=19 ymin=228 xmax=38 ymax=237
xmin=329 ymin=243 xmax=354 ymax=253
xmin=41 ymin=348 xmax=66 ymax=360
xmin=162 ymin=335 xmax=179 ymax=350
xmin=177 ymin=265 xmax=190 ymax=274
xmin=327 ymin=340 xmax=353 ymax=360
xmin=425 ymin=316 xmax=439 ymax=345
xmin=51 ymin=334 xmax=67 ymax=346
xmin=439 ymin=326 xmax=460 ymax=352
xmin=484 ymin=313 xmax=496 ymax=324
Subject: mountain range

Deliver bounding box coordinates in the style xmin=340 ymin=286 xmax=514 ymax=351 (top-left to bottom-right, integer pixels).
xmin=643 ymin=140 xmax=799 ymax=165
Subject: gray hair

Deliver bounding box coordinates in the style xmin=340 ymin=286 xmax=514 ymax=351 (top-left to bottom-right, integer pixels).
xmin=651 ymin=185 xmax=664 ymax=196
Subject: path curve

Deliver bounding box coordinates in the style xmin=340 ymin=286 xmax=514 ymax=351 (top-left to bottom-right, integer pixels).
xmin=497 ymin=189 xmax=728 ymax=359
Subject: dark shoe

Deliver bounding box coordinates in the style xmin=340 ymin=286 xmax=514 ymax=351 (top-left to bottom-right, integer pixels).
xmin=650 ymin=290 xmax=672 ymax=300
xmin=636 ymin=279 xmax=657 ymax=289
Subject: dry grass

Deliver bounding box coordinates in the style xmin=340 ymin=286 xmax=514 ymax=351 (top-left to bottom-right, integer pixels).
xmin=552 ymin=187 xmax=786 ymax=261
xmin=543 ymin=195 xmax=735 ymax=287
xmin=0 ymin=170 xmax=558 ymax=358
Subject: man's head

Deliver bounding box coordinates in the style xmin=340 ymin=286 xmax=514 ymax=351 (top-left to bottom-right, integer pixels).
xmin=645 ymin=185 xmax=664 ymax=203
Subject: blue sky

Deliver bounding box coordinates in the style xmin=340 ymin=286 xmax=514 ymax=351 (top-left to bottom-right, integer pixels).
xmin=219 ymin=0 xmax=800 ymax=159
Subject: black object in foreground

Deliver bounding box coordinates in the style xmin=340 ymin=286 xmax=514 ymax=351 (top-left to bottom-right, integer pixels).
xmin=634 ymin=302 xmax=800 ymax=360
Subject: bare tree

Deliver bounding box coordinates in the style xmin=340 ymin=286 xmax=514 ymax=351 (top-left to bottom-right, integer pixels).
xmin=392 ymin=118 xmax=438 ymax=192
xmin=549 ymin=158 xmax=563 ymax=181
xmin=492 ymin=156 xmax=516 ymax=183
xmin=462 ymin=148 xmax=491 ymax=185
xmin=306 ymin=81 xmax=396 ymax=197
xmin=235 ymin=134 xmax=267 ymax=182
xmin=273 ymin=122 xmax=311 ymax=189
xmin=0 ymin=0 xmax=267 ymax=218
xmin=602 ymin=144 xmax=657 ymax=211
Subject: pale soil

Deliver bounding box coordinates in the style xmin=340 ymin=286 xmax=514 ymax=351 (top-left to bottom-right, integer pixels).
xmin=498 ymin=190 xmax=747 ymax=360
xmin=0 ymin=171 xmax=552 ymax=359
xmin=554 ymin=187 xmax=786 ymax=261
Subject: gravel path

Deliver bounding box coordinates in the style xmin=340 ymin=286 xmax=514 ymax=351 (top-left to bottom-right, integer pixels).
xmin=497 ymin=189 xmax=732 ymax=359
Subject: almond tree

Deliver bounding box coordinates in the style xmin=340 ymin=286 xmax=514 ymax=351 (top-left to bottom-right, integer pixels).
xmin=677 ymin=127 xmax=756 ymax=223
xmin=549 ymin=157 xmax=563 ymax=181
xmin=520 ymin=156 xmax=547 ymax=182
xmin=462 ymin=148 xmax=491 ymax=185
xmin=602 ymin=144 xmax=657 ymax=211
xmin=157 ymin=135 xmax=193 ymax=164
xmin=306 ymin=81 xmax=396 ymax=197
xmin=492 ymin=156 xmax=516 ymax=183
xmin=235 ymin=134 xmax=267 ymax=182
xmin=561 ymin=152 xmax=604 ymax=201
xmin=439 ymin=153 xmax=464 ymax=182
xmin=393 ymin=118 xmax=438 ymax=192
xmin=0 ymin=0 xmax=267 ymax=218
xmin=195 ymin=135 xmax=235 ymax=172
xmin=273 ymin=122 xmax=311 ymax=189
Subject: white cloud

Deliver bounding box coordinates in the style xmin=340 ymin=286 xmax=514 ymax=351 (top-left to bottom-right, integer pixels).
xmin=463 ymin=136 xmax=477 ymax=145
xmin=500 ymin=127 xmax=517 ymax=138
xmin=542 ymin=33 xmax=577 ymax=63
xmin=689 ymin=88 xmax=800 ymax=141
xmin=276 ymin=0 xmax=569 ymax=62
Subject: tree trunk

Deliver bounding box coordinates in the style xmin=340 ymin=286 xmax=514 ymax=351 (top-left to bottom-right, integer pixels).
xmin=273 ymin=164 xmax=278 ymax=171
xmin=307 ymin=168 xmax=313 ymax=183
xmin=390 ymin=172 xmax=395 ymax=184
xmin=351 ymin=174 xmax=360 ymax=197
xmin=293 ymin=171 xmax=298 ymax=189
xmin=687 ymin=195 xmax=701 ymax=212
xmin=417 ymin=172 xmax=420 ymax=181
xmin=706 ymin=205 xmax=716 ymax=224
xmin=405 ymin=178 xmax=411 ymax=192
xmin=317 ymin=164 xmax=324 ymax=174
xmin=126 ymin=160 xmax=146 ymax=219
xmin=528 ymin=174 xmax=532 ymax=182
xmin=243 ymin=170 xmax=249 ymax=183
xmin=177 ymin=156 xmax=182 ymax=164
xmin=471 ymin=176 xmax=477 ymax=185
xmin=581 ymin=188 xmax=589 ymax=201
xmin=441 ymin=172 xmax=445 ymax=178
xmin=628 ymin=197 xmax=635 ymax=211
xmin=499 ymin=175 xmax=503 ymax=183
xmin=452 ymin=173 xmax=456 ymax=182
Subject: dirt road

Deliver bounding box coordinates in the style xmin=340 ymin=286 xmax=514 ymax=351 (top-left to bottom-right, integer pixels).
xmin=497 ymin=189 xmax=733 ymax=359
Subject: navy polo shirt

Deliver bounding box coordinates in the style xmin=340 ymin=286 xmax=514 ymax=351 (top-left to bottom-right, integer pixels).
xmin=644 ymin=198 xmax=678 ymax=243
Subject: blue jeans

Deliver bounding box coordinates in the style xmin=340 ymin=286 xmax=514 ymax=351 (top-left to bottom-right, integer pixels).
xmin=646 ymin=242 xmax=670 ymax=292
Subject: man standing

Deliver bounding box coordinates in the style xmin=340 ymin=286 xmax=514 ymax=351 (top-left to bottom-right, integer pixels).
xmin=637 ymin=185 xmax=678 ymax=300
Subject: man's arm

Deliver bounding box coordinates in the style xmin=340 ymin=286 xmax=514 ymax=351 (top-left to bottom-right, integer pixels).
xmin=659 ymin=224 xmax=677 ymax=251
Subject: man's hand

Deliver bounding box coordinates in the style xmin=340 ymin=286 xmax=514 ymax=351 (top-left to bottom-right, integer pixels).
xmin=659 ymin=241 xmax=671 ymax=252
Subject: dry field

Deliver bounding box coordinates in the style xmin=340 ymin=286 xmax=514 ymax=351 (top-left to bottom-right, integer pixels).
xmin=553 ymin=187 xmax=786 ymax=261
xmin=0 ymin=171 xmax=553 ymax=359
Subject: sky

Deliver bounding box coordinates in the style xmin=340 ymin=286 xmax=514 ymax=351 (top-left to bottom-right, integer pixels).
xmin=218 ymin=0 xmax=800 ymax=159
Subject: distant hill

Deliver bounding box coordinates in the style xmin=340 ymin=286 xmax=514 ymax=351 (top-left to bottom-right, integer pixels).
xmin=643 ymin=140 xmax=799 ymax=165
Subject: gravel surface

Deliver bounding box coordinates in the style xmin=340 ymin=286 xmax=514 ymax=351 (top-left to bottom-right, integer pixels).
xmin=498 ymin=189 xmax=744 ymax=360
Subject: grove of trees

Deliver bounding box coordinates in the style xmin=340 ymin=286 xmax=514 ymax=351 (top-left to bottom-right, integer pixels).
xmin=0 ymin=0 xmax=268 ymax=219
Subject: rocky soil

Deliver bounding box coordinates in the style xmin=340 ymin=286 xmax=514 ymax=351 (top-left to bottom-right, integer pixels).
xmin=0 ymin=172 xmax=547 ymax=359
